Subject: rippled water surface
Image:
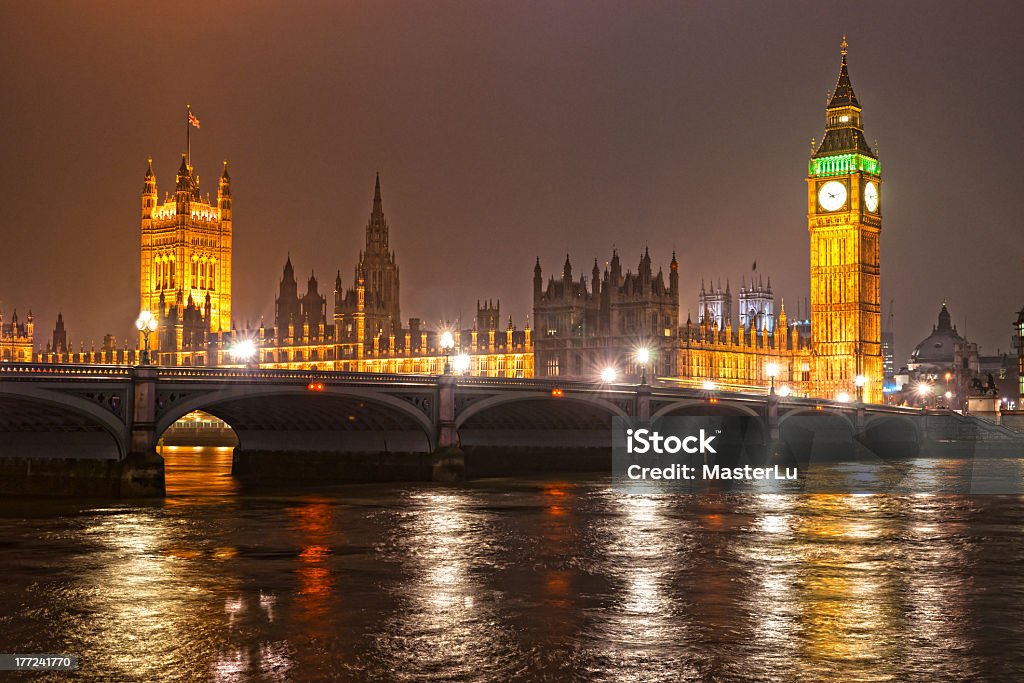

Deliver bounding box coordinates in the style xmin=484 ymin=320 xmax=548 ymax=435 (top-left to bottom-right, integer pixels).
xmin=2 ymin=448 xmax=1024 ymax=682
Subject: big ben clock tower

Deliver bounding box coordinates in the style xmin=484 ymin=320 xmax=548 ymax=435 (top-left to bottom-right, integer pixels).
xmin=808 ymin=36 xmax=883 ymax=403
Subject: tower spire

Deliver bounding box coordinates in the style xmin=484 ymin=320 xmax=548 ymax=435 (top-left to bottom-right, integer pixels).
xmin=365 ymin=172 xmax=389 ymax=253
xmin=373 ymin=172 xmax=383 ymax=218
xmin=813 ymin=34 xmax=875 ymax=159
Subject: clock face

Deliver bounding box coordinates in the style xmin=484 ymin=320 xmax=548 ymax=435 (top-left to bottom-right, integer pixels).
xmin=864 ymin=181 xmax=879 ymax=212
xmin=818 ymin=181 xmax=847 ymax=212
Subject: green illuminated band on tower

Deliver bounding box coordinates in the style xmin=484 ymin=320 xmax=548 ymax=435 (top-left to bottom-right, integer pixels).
xmin=809 ymin=153 xmax=880 ymax=177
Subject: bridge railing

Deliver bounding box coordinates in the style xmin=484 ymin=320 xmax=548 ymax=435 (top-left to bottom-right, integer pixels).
xmin=0 ymin=363 xmax=133 ymax=378
xmin=156 ymin=366 xmax=441 ymax=385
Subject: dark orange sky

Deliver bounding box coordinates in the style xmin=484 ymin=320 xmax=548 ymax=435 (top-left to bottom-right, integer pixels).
xmin=1 ymin=1 xmax=1021 ymax=364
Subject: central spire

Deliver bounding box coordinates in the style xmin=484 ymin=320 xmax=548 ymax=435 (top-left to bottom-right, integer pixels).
xmin=365 ymin=172 xmax=389 ymax=253
xmin=372 ymin=172 xmax=383 ymax=218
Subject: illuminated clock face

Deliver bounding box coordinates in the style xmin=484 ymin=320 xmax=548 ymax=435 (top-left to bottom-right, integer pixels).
xmin=818 ymin=180 xmax=847 ymax=212
xmin=864 ymin=181 xmax=879 ymax=212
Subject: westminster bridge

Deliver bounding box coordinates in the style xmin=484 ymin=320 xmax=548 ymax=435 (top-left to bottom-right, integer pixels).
xmin=0 ymin=363 xmax=1021 ymax=496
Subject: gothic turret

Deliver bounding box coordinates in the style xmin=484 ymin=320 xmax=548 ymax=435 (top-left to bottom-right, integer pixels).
xmin=217 ymin=160 xmax=232 ymax=218
xmin=141 ymin=158 xmax=157 ymax=220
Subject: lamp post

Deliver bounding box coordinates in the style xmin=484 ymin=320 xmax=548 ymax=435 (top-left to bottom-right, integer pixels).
xmin=440 ymin=330 xmax=455 ymax=374
xmin=135 ymin=311 xmax=158 ymax=365
xmin=855 ymin=374 xmax=867 ymax=404
xmin=766 ymin=362 xmax=779 ymax=396
xmin=637 ymin=347 xmax=651 ymax=385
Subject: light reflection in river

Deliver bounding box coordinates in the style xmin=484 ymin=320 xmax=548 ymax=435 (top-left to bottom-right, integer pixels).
xmin=0 ymin=449 xmax=1023 ymax=681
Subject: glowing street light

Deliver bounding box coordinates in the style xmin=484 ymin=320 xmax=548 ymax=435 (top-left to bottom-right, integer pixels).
xmin=600 ymin=367 xmax=618 ymax=383
xmin=855 ymin=374 xmax=867 ymax=404
xmin=439 ymin=329 xmax=455 ymax=374
xmin=229 ymin=339 xmax=258 ymax=367
xmin=636 ymin=347 xmax=651 ymax=385
xmin=836 ymin=391 xmax=851 ymax=403
xmin=777 ymin=385 xmax=791 ymax=398
xmin=766 ymin=362 xmax=779 ymax=395
xmin=916 ymin=382 xmax=932 ymax=408
xmin=135 ymin=310 xmax=158 ymax=365
xmin=452 ymin=353 xmax=471 ymax=375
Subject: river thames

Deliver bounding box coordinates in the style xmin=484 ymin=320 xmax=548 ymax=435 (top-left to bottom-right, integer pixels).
xmin=2 ymin=448 xmax=1023 ymax=682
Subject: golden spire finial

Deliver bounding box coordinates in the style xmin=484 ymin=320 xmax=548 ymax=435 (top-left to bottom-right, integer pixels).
xmin=840 ymin=34 xmax=848 ymax=57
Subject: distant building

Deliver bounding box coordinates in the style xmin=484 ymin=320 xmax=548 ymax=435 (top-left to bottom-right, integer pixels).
xmin=0 ymin=308 xmax=34 ymax=362
xmin=533 ymin=249 xmax=679 ymax=380
xmin=698 ymin=280 xmax=732 ymax=330
xmin=1017 ymin=307 xmax=1024 ymax=405
xmin=881 ymin=300 xmax=895 ymax=386
xmin=738 ymin=276 xmax=775 ymax=333
xmin=893 ymin=303 xmax=1017 ymax=407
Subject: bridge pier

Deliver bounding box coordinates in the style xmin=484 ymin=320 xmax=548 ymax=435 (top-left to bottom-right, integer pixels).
xmin=432 ymin=375 xmax=464 ymax=482
xmin=125 ymin=366 xmax=165 ymax=497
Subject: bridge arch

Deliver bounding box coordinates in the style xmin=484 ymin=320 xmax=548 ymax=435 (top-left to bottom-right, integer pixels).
xmin=652 ymin=398 xmax=761 ymax=419
xmin=0 ymin=385 xmax=127 ymax=459
xmin=778 ymin=406 xmax=857 ymax=432
xmin=455 ymin=391 xmax=629 ymax=430
xmin=156 ymin=384 xmax=437 ymax=453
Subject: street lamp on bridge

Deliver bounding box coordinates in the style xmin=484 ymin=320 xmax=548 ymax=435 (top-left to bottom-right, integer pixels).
xmin=440 ymin=329 xmax=455 ymax=374
xmin=765 ymin=362 xmax=779 ymax=396
xmin=135 ymin=311 xmax=158 ymax=365
xmin=855 ymin=374 xmax=867 ymax=404
xmin=230 ymin=339 xmax=258 ymax=368
xmin=636 ymin=347 xmax=650 ymax=385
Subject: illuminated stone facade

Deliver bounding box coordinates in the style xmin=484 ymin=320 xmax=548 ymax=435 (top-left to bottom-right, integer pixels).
xmin=677 ymin=301 xmax=815 ymax=394
xmin=0 ymin=308 xmax=34 ymax=362
xmin=140 ymin=155 xmax=233 ymax=352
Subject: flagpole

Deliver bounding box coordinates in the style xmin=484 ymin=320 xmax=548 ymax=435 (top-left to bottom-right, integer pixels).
xmin=186 ymin=104 xmax=191 ymax=167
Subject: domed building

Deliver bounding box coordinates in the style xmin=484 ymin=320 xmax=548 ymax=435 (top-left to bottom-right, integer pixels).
xmin=890 ymin=303 xmax=979 ymax=406
xmin=895 ymin=303 xmax=1016 ymax=408
xmin=908 ymin=303 xmax=976 ymax=376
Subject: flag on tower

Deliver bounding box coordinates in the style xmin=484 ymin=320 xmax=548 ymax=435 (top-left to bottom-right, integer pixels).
xmin=188 ymin=110 xmax=201 ymax=128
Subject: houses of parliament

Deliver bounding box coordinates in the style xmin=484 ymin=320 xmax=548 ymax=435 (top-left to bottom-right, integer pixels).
xmin=12 ymin=38 xmax=883 ymax=402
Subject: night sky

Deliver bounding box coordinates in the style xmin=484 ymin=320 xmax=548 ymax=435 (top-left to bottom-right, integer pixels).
xmin=1 ymin=1 xmax=1021 ymax=365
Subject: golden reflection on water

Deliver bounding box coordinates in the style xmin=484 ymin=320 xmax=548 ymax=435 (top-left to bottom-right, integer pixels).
xmin=593 ymin=493 xmax=699 ymax=681
xmin=795 ymin=495 xmax=899 ymax=677
xmin=162 ymin=446 xmax=240 ymax=503
xmin=378 ymin=490 xmax=519 ymax=682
